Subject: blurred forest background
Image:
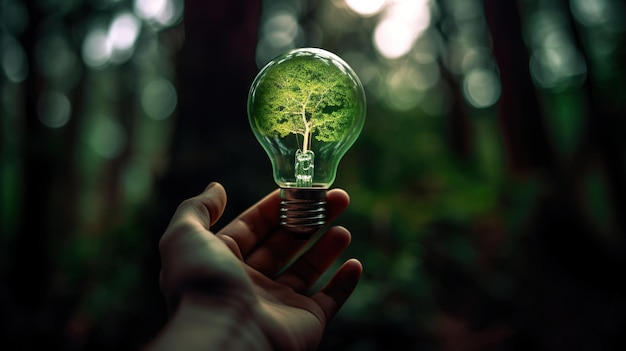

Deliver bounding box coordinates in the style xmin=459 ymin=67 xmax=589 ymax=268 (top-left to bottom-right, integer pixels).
xmin=1 ymin=0 xmax=626 ymax=350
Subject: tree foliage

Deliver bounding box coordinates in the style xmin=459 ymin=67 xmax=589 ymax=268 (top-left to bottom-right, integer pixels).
xmin=251 ymin=56 xmax=358 ymax=151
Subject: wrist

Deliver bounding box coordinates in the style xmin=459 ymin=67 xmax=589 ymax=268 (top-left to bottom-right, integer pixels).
xmin=147 ymin=293 xmax=271 ymax=351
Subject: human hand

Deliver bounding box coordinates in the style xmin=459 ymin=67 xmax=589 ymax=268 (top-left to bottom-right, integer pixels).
xmin=149 ymin=182 xmax=362 ymax=351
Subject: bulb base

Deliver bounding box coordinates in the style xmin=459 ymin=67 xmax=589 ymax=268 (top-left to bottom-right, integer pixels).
xmin=280 ymin=188 xmax=327 ymax=239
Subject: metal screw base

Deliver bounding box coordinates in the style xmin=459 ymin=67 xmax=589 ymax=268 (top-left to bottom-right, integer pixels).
xmin=280 ymin=188 xmax=327 ymax=239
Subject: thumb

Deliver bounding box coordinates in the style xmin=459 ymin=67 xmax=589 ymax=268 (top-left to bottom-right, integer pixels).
xmin=159 ymin=182 xmax=228 ymax=309
xmin=166 ymin=182 xmax=228 ymax=232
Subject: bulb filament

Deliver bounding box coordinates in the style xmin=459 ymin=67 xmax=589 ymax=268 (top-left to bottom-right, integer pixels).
xmin=295 ymin=149 xmax=315 ymax=187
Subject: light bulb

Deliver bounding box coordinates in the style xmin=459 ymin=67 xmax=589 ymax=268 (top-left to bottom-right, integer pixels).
xmin=247 ymin=47 xmax=366 ymax=238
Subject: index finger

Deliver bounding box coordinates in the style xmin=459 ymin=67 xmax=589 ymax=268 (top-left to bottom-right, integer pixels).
xmin=216 ymin=188 xmax=282 ymax=256
xmin=217 ymin=188 xmax=350 ymax=258
xmin=164 ymin=182 xmax=227 ymax=236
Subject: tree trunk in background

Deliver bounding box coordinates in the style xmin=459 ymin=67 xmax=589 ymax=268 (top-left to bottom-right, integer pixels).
xmin=6 ymin=4 xmax=54 ymax=346
xmin=483 ymin=1 xmax=626 ymax=349
xmin=139 ymin=0 xmax=264 ymax=346
xmin=484 ymin=0 xmax=556 ymax=176
xmin=557 ymin=0 xmax=626 ymax=235
xmin=153 ymin=0 xmax=267 ymax=225
xmin=6 ymin=1 xmax=83 ymax=347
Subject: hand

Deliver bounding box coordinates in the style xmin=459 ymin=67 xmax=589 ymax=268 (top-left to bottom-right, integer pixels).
xmin=148 ymin=182 xmax=362 ymax=351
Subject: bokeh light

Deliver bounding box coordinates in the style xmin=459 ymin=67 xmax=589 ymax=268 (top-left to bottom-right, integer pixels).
xmin=255 ymin=4 xmax=303 ymax=67
xmin=134 ymin=0 xmax=168 ymax=20
xmin=141 ymin=77 xmax=178 ymax=120
xmin=262 ymin=9 xmax=300 ymax=48
xmin=373 ymin=0 xmax=431 ymax=59
xmin=570 ymin=0 xmax=614 ymax=27
xmin=109 ymin=12 xmax=141 ymax=52
xmin=374 ymin=18 xmax=415 ymax=59
xmin=86 ymin=114 xmax=127 ymax=159
xmin=462 ymin=68 xmax=501 ymax=108
xmin=37 ymin=90 xmax=72 ymax=128
xmin=82 ymin=28 xmax=111 ymax=69
xmin=345 ymin=0 xmax=386 ymax=17
xmin=526 ymin=9 xmax=588 ymax=89
xmin=1 ymin=36 xmax=28 ymax=83
xmin=81 ymin=10 xmax=161 ymax=69
xmin=134 ymin=0 xmax=183 ymax=27
xmin=385 ymin=66 xmax=425 ymax=111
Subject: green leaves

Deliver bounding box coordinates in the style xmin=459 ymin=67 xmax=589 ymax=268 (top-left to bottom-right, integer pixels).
xmin=251 ymin=55 xmax=359 ymax=148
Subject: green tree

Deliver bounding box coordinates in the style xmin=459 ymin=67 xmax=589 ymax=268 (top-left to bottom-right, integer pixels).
xmin=252 ymin=56 xmax=359 ymax=152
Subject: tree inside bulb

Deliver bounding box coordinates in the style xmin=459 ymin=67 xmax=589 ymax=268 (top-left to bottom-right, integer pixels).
xmin=248 ymin=47 xmax=366 ymax=238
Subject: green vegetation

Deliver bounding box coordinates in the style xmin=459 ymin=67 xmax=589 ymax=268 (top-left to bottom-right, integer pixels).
xmin=251 ymin=56 xmax=358 ymax=152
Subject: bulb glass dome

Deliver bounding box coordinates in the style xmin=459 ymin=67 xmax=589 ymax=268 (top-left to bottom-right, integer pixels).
xmin=248 ymin=48 xmax=366 ymax=190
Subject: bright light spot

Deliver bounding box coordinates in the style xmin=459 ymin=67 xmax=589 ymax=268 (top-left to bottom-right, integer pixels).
xmin=1 ymin=36 xmax=28 ymax=83
xmin=570 ymin=0 xmax=611 ymax=27
xmin=87 ymin=115 xmax=127 ymax=159
xmin=109 ymin=12 xmax=141 ymax=51
xmin=141 ymin=77 xmax=177 ymax=120
xmin=372 ymin=0 xmax=431 ymax=59
xmin=526 ymin=13 xmax=588 ymax=89
xmin=374 ymin=19 xmax=415 ymax=59
xmin=462 ymin=69 xmax=501 ymax=108
xmin=82 ymin=12 xmax=145 ymax=68
xmin=157 ymin=0 xmax=183 ymax=27
xmin=134 ymin=0 xmax=182 ymax=27
xmin=345 ymin=0 xmax=386 ymax=17
xmin=386 ymin=0 xmax=430 ymax=26
xmin=38 ymin=90 xmax=71 ymax=128
xmin=82 ymin=29 xmax=111 ymax=69
xmin=134 ymin=0 xmax=167 ymax=19
xmin=530 ymin=45 xmax=587 ymax=89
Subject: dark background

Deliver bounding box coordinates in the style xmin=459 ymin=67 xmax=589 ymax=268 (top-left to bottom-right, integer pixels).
xmin=1 ymin=0 xmax=625 ymax=350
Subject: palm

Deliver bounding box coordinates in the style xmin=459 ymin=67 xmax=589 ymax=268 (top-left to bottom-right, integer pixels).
xmin=159 ymin=183 xmax=361 ymax=351
xmin=247 ymin=267 xmax=327 ymax=349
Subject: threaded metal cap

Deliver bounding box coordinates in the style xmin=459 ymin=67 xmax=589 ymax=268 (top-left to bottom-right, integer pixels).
xmin=280 ymin=188 xmax=327 ymax=239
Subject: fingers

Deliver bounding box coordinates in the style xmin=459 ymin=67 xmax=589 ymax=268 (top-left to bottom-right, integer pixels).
xmin=158 ymin=182 xmax=362 ymax=327
xmin=274 ymin=226 xmax=352 ymax=293
xmin=242 ymin=188 xmax=351 ymax=276
xmin=216 ymin=188 xmax=282 ymax=256
xmin=164 ymin=182 xmax=228 ymax=234
xmin=159 ymin=183 xmax=229 ymax=306
xmin=219 ymin=188 xmax=349 ymax=259
xmin=160 ymin=183 xmax=227 ymax=261
xmin=324 ymin=188 xmax=351 ymax=223
xmin=311 ymin=259 xmax=362 ymax=321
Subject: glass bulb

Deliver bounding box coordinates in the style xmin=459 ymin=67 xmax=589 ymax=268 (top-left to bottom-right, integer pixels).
xmin=247 ymin=47 xmax=366 ymax=238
